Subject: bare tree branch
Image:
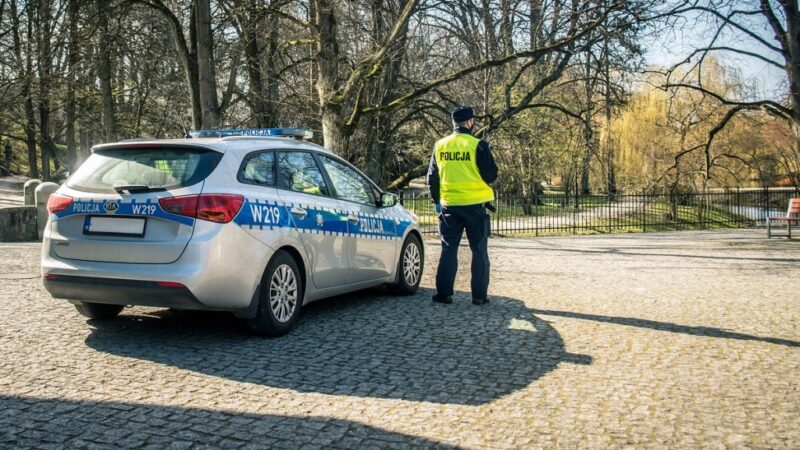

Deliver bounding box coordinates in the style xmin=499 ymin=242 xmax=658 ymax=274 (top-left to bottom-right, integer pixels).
xmin=680 ymin=45 xmax=784 ymax=70
xmin=663 ymin=83 xmax=793 ymax=119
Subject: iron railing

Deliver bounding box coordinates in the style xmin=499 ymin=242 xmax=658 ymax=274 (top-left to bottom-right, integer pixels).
xmin=398 ymin=188 xmax=799 ymax=236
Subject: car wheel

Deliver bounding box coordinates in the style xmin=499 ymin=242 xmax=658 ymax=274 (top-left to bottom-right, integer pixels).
xmin=387 ymin=234 xmax=423 ymax=295
xmin=73 ymin=302 xmax=124 ymax=320
xmin=247 ymin=250 xmax=303 ymax=337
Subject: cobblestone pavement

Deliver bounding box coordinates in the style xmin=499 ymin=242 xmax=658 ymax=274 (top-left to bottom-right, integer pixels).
xmin=1 ymin=229 xmax=798 ymax=449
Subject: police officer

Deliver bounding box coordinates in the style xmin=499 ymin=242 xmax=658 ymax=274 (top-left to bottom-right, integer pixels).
xmin=427 ymin=106 xmax=498 ymax=305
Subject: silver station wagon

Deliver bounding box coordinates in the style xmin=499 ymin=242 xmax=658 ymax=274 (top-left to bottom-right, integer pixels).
xmin=41 ymin=128 xmax=424 ymax=336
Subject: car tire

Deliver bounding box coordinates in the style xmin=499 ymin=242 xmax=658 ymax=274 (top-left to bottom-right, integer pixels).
xmin=247 ymin=250 xmax=303 ymax=337
xmin=73 ymin=302 xmax=124 ymax=320
xmin=387 ymin=234 xmax=423 ymax=295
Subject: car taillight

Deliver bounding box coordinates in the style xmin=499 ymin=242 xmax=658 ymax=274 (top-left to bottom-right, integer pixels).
xmin=156 ymin=281 xmax=185 ymax=288
xmin=159 ymin=194 xmax=244 ymax=224
xmin=47 ymin=194 xmax=73 ymax=214
xmin=197 ymin=194 xmax=244 ymax=223
xmin=159 ymin=195 xmax=199 ymax=218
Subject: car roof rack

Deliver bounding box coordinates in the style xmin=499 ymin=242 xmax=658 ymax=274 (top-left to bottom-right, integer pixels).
xmin=189 ymin=128 xmax=314 ymax=140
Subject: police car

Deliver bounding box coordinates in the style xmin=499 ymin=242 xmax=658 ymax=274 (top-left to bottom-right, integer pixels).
xmin=41 ymin=128 xmax=423 ymax=336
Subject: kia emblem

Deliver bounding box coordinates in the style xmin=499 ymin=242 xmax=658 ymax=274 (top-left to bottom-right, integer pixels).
xmin=104 ymin=201 xmax=119 ymax=213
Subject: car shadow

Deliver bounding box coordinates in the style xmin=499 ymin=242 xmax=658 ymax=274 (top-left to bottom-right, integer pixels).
xmin=84 ymin=289 xmax=591 ymax=406
xmin=0 ymin=395 xmax=464 ymax=449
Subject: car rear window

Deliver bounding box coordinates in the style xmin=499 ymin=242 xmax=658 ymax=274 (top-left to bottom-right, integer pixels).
xmin=67 ymin=147 xmax=222 ymax=193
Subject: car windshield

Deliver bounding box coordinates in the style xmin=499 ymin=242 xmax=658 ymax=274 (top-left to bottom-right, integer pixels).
xmin=67 ymin=147 xmax=221 ymax=193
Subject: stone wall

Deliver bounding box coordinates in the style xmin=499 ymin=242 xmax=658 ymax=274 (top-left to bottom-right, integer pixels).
xmin=0 ymin=206 xmax=38 ymax=241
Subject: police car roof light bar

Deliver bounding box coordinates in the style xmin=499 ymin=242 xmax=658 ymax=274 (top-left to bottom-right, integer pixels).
xmin=189 ymin=128 xmax=313 ymax=140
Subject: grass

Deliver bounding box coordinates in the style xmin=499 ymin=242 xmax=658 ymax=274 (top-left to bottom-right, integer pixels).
xmin=411 ymin=201 xmax=755 ymax=237
xmin=402 ymin=196 xmax=608 ymax=224
xmin=576 ymin=203 xmax=754 ymax=234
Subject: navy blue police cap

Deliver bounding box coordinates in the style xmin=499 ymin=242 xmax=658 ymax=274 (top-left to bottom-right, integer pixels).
xmin=451 ymin=106 xmax=474 ymax=122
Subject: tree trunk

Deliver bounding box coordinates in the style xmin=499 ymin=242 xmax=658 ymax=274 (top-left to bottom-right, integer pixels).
xmin=264 ymin=12 xmax=280 ymax=127
xmin=241 ymin=4 xmax=276 ymax=128
xmin=137 ymin=0 xmax=202 ymax=129
xmin=98 ymin=0 xmax=117 ymax=142
xmin=781 ymin=2 xmax=800 ymax=156
xmin=307 ymin=0 xmax=317 ymax=114
xmin=364 ymin=115 xmax=391 ymax=185
xmin=581 ymin=55 xmax=594 ymax=195
xmin=11 ymin=0 xmax=38 ymax=179
xmin=602 ymin=1 xmax=616 ymax=197
xmin=314 ymin=0 xmax=356 ymax=156
xmin=580 ymin=118 xmax=594 ymax=195
xmin=499 ymin=0 xmax=512 ymax=53
xmin=561 ymin=171 xmax=573 ymax=206
xmin=479 ymin=0 xmax=498 ymax=58
xmin=321 ymin=109 xmax=349 ymax=158
xmin=23 ymin=65 xmax=38 ymax=179
xmin=362 ymin=0 xmax=386 ymax=180
xmin=37 ymin=0 xmax=53 ymax=181
xmin=64 ymin=0 xmax=80 ymax=171
xmin=195 ymin=0 xmax=220 ymax=129
xmin=79 ymin=128 xmax=90 ymax=153
xmin=362 ymin=0 xmax=411 ymax=185
xmin=529 ymin=0 xmax=543 ymax=49
xmin=2 ymin=143 xmax=11 ymax=176
xmin=188 ymin=2 xmax=201 ymax=130
xmin=312 ymin=0 xmax=418 ymax=159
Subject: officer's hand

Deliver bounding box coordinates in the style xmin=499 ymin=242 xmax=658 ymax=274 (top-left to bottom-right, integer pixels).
xmin=434 ymin=203 xmax=442 ymax=216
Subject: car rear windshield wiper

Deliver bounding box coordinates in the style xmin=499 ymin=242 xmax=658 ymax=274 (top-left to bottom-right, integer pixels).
xmin=113 ymin=184 xmax=167 ymax=194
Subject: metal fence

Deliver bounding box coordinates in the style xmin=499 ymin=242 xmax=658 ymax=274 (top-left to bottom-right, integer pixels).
xmin=398 ymin=188 xmax=799 ymax=236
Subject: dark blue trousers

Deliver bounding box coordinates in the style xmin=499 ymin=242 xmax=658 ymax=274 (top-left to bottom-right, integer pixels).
xmin=435 ymin=203 xmax=490 ymax=300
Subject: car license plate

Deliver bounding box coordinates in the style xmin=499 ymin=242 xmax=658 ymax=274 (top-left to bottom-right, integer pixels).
xmin=83 ymin=216 xmax=146 ymax=237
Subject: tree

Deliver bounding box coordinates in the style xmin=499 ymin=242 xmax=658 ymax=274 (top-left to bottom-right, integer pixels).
xmin=195 ymin=0 xmax=221 ymax=128
xmin=98 ymin=0 xmax=119 ymax=143
xmin=613 ymin=63 xmax=786 ymax=192
xmin=6 ymin=0 xmax=794 ymax=196
xmin=659 ymin=0 xmax=799 ymax=186
xmin=34 ymin=0 xmax=58 ymax=180
xmin=132 ymin=0 xmax=203 ymax=129
xmin=7 ymin=0 xmax=39 ymax=178
xmin=64 ymin=0 xmax=81 ymax=171
xmin=226 ymin=0 xmax=283 ymax=128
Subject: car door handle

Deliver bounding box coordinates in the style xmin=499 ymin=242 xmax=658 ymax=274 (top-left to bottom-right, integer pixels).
xmin=347 ymin=215 xmax=360 ymax=223
xmin=290 ymin=207 xmax=307 ymax=219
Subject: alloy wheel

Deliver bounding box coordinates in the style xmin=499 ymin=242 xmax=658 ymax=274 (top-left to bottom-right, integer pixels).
xmin=269 ymin=264 xmax=298 ymax=323
xmin=403 ymin=242 xmax=421 ymax=287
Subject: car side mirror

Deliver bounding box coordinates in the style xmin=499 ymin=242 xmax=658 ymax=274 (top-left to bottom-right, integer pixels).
xmin=380 ymin=192 xmax=397 ymax=208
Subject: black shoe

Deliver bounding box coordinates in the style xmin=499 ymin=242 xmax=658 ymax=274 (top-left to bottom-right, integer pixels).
xmin=432 ymin=295 xmax=453 ymax=304
xmin=472 ymin=298 xmax=490 ymax=305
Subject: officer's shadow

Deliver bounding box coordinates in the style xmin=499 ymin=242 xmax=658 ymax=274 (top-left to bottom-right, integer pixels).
xmin=84 ymin=289 xmax=591 ymax=406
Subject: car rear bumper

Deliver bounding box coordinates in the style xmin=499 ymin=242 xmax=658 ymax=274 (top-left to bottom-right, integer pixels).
xmin=43 ymin=275 xmax=207 ymax=310
xmin=40 ymin=220 xmax=275 ymax=312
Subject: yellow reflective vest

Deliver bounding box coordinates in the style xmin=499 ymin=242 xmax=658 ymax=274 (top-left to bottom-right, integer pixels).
xmin=434 ymin=133 xmax=495 ymax=206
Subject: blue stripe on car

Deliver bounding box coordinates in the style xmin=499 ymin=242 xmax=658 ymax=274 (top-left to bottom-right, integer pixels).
xmin=235 ymin=199 xmax=412 ymax=239
xmin=54 ymin=197 xmax=413 ymax=239
xmin=54 ymin=198 xmax=195 ymax=226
